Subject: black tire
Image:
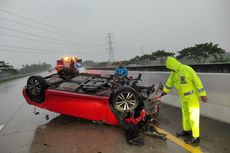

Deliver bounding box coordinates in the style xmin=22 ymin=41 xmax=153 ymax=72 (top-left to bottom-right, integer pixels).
xmin=58 ymin=67 xmax=76 ymax=80
xmin=26 ymin=75 xmax=48 ymax=103
xmin=112 ymin=86 xmax=140 ymax=112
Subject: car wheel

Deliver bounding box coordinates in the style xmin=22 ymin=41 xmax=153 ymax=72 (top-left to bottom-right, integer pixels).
xmin=112 ymin=86 xmax=140 ymax=112
xmin=26 ymin=75 xmax=48 ymax=103
xmin=58 ymin=67 xmax=76 ymax=80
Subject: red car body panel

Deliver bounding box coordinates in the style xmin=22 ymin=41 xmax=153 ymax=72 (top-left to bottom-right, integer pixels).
xmin=22 ymin=87 xmax=119 ymax=126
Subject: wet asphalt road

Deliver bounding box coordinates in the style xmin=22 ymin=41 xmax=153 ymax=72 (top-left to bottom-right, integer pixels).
xmin=0 ymin=72 xmax=230 ymax=153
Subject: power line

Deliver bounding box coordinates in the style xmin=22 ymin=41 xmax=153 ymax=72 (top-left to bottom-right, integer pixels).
xmin=0 ymin=16 xmax=103 ymax=42
xmin=0 ymin=9 xmax=103 ymax=39
xmin=0 ymin=32 xmax=104 ymax=48
xmin=0 ymin=43 xmax=77 ymax=54
xmin=0 ymin=48 xmax=60 ymax=55
xmin=0 ymin=26 xmax=104 ymax=47
xmin=0 ymin=48 xmax=107 ymax=57
xmin=0 ymin=43 xmax=108 ymax=55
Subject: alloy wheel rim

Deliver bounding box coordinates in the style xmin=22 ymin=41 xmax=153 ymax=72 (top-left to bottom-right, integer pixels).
xmin=27 ymin=78 xmax=41 ymax=95
xmin=115 ymin=92 xmax=137 ymax=111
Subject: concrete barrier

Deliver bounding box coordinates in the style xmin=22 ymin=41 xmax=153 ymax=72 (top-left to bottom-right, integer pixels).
xmin=87 ymin=62 xmax=230 ymax=73
xmin=87 ymin=70 xmax=230 ymax=124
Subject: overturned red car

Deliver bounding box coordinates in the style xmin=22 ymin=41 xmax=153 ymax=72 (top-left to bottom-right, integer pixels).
xmin=22 ymin=70 xmax=163 ymax=126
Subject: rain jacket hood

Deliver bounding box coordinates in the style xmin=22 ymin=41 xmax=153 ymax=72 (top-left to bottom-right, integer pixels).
xmin=166 ymin=57 xmax=182 ymax=71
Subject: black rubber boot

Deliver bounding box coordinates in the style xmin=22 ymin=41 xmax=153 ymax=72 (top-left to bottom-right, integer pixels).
xmin=184 ymin=137 xmax=200 ymax=145
xmin=176 ymin=131 xmax=192 ymax=137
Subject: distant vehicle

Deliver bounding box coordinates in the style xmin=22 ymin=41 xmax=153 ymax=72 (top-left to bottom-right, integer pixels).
xmin=55 ymin=57 xmax=86 ymax=74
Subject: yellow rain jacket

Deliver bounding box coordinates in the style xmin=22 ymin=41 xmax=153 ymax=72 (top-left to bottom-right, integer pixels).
xmin=163 ymin=57 xmax=206 ymax=138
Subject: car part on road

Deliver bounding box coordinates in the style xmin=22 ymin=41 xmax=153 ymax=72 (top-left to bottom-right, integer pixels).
xmin=33 ymin=107 xmax=40 ymax=115
xmin=125 ymin=125 xmax=144 ymax=145
xmin=45 ymin=115 xmax=49 ymax=120
xmin=127 ymin=136 xmax=144 ymax=145
xmin=141 ymin=124 xmax=167 ymax=140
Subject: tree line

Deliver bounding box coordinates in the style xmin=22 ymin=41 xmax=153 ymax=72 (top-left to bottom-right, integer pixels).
xmin=177 ymin=42 xmax=226 ymax=63
xmin=19 ymin=62 xmax=51 ymax=74
xmin=84 ymin=42 xmax=229 ymax=67
xmin=0 ymin=61 xmax=17 ymax=74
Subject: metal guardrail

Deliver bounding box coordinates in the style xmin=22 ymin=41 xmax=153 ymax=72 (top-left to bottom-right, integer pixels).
xmin=87 ymin=63 xmax=230 ymax=73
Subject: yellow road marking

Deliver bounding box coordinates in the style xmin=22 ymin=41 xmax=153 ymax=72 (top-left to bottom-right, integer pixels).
xmin=154 ymin=126 xmax=203 ymax=153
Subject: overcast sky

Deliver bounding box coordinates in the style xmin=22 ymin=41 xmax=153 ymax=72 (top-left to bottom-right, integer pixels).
xmin=0 ymin=0 xmax=229 ymax=68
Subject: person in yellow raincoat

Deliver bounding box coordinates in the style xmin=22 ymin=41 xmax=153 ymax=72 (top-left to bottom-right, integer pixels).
xmin=162 ymin=57 xmax=208 ymax=145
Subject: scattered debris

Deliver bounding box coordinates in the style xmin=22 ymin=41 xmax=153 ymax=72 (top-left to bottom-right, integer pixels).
xmin=45 ymin=115 xmax=49 ymax=120
xmin=43 ymin=143 xmax=51 ymax=147
xmin=34 ymin=112 xmax=39 ymax=115
xmin=33 ymin=107 xmax=40 ymax=115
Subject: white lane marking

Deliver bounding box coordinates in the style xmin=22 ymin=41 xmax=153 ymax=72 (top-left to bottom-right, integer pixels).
xmin=0 ymin=85 xmax=10 ymax=89
xmin=0 ymin=124 xmax=5 ymax=131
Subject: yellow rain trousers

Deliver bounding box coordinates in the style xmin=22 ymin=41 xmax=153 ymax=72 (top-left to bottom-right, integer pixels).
xmin=163 ymin=57 xmax=207 ymax=138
